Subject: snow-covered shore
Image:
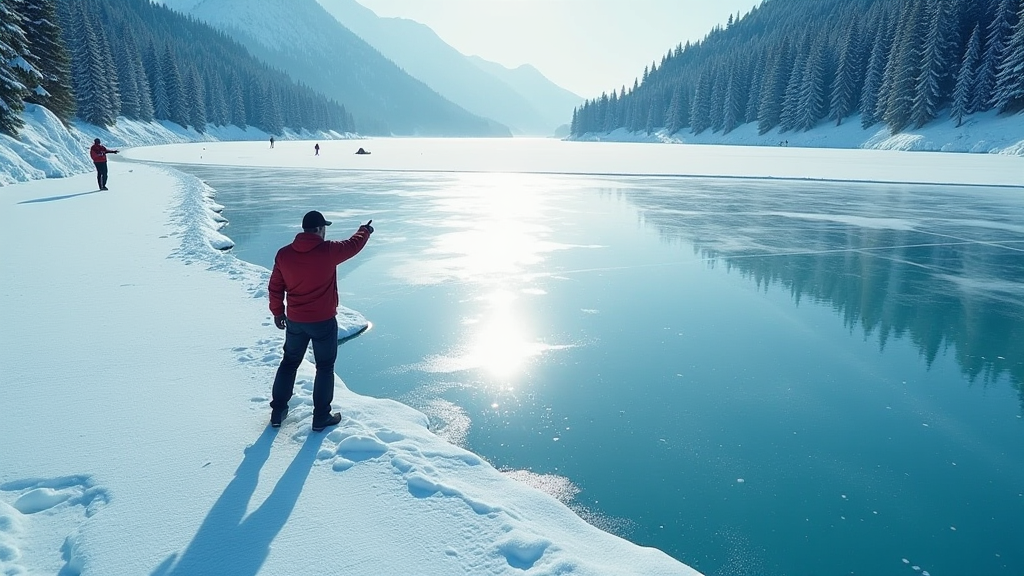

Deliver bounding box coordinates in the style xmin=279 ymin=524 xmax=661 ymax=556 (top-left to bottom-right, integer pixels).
xmin=574 ymin=109 xmax=1024 ymax=157
xmin=0 ymin=150 xmax=701 ymax=574
xmin=0 ymin=104 xmax=354 ymax=186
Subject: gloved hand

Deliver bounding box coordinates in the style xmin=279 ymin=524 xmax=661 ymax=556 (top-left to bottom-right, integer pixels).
xmin=359 ymin=219 xmax=374 ymax=234
xmin=274 ymin=314 xmax=287 ymax=330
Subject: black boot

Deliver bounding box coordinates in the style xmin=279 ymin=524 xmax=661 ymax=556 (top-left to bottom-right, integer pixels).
xmin=270 ymin=406 xmax=289 ymax=428
xmin=311 ymin=412 xmax=341 ymax=432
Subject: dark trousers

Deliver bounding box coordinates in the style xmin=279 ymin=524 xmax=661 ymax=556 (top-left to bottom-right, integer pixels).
xmin=271 ymin=317 xmax=338 ymax=420
xmin=94 ymin=161 xmax=108 ymax=188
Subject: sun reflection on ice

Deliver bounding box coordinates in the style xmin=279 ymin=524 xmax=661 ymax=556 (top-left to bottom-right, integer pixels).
xmin=468 ymin=290 xmax=574 ymax=379
xmin=411 ymin=290 xmax=572 ymax=379
xmin=391 ymin=173 xmax=582 ymax=286
xmin=397 ymin=174 xmax=580 ymax=381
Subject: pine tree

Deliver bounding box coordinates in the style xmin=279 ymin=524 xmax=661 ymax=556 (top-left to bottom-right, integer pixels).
xmin=689 ymin=67 xmax=713 ymax=134
xmin=952 ymin=25 xmax=982 ymax=125
xmin=881 ymin=0 xmax=927 ymax=133
xmin=911 ymin=0 xmax=957 ymax=127
xmin=63 ymin=0 xmax=117 ymax=126
xmin=643 ymin=90 xmax=665 ymax=134
xmin=861 ymin=18 xmax=895 ymax=128
xmin=145 ymin=41 xmax=169 ymax=121
xmin=261 ymin=87 xmax=284 ymax=135
xmin=624 ymin=80 xmax=640 ymax=132
xmin=708 ymin=65 xmax=726 ymax=132
xmin=831 ymin=20 xmax=863 ymax=125
xmin=246 ymin=76 xmax=266 ymax=128
xmin=976 ymin=0 xmax=1017 ymax=111
xmin=112 ymin=29 xmax=142 ymax=119
xmin=745 ymin=50 xmax=767 ymax=123
xmin=625 ymin=87 xmax=642 ymax=132
xmin=722 ymin=56 xmax=747 ymax=134
xmin=780 ymin=38 xmax=810 ymax=132
xmin=160 ymin=44 xmax=187 ymax=127
xmin=227 ymin=72 xmax=246 ymax=129
xmin=604 ymin=90 xmax=619 ymax=132
xmin=795 ymin=34 xmax=830 ymax=131
xmin=185 ymin=65 xmax=207 ymax=132
xmin=0 ymin=0 xmax=30 ymax=135
xmin=593 ymin=92 xmax=608 ymax=133
xmin=111 ymin=26 xmax=152 ymax=122
xmin=992 ymin=0 xmax=1024 ymax=112
xmin=757 ymin=40 xmax=792 ymax=134
xmin=206 ymin=74 xmax=228 ymax=126
xmin=19 ymin=0 xmax=75 ymax=124
xmin=134 ymin=59 xmax=154 ymax=123
xmin=665 ymin=83 xmax=690 ymax=134
xmin=93 ymin=18 xmax=120 ymax=122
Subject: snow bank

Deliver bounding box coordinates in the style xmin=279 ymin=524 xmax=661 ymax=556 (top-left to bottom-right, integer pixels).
xmin=0 ymin=104 xmax=91 ymax=184
xmin=574 ymin=109 xmax=1024 ymax=156
xmin=0 ymin=105 xmax=356 ymax=186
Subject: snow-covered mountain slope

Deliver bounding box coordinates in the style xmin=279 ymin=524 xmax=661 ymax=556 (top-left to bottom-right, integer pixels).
xmin=316 ymin=0 xmax=581 ymax=136
xmin=160 ymin=0 xmax=509 ymax=137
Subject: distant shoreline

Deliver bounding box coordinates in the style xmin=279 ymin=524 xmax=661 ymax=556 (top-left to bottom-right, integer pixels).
xmin=571 ymin=109 xmax=1024 ymax=157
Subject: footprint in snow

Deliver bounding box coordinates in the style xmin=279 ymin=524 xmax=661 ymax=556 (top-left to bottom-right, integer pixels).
xmin=0 ymin=475 xmax=109 ymax=576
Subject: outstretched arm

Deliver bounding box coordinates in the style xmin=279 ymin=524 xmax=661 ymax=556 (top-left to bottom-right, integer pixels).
xmin=327 ymin=221 xmax=373 ymax=265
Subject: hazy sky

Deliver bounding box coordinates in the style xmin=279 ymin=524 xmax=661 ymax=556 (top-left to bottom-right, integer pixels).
xmin=354 ymin=0 xmax=763 ymax=98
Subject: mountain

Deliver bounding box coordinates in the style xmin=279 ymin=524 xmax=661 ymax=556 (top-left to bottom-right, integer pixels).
xmin=160 ymin=0 xmax=509 ymax=137
xmin=315 ymin=0 xmax=582 ymax=136
xmin=465 ymin=56 xmax=582 ymax=134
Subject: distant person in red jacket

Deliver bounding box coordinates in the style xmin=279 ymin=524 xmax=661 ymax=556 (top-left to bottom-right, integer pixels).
xmin=268 ymin=210 xmax=373 ymax=431
xmin=89 ymin=138 xmax=118 ymax=190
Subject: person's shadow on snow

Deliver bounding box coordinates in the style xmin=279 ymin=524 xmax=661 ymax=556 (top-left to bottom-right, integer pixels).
xmin=150 ymin=427 xmax=325 ymax=576
xmin=17 ymin=190 xmax=102 ymax=204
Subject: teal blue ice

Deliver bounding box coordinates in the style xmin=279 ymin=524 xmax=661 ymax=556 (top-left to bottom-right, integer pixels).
xmin=176 ymin=163 xmax=1024 ymax=576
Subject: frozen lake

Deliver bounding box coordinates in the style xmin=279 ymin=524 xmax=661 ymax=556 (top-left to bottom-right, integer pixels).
xmin=130 ymin=139 xmax=1024 ymax=576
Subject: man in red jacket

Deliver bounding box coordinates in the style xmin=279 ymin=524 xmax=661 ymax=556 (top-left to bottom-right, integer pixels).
xmin=90 ymin=138 xmax=118 ymax=190
xmin=268 ymin=210 xmax=373 ymax=431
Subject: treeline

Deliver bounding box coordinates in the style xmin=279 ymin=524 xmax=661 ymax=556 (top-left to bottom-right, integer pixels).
xmin=0 ymin=0 xmax=354 ymax=137
xmin=570 ymin=0 xmax=1024 ymax=138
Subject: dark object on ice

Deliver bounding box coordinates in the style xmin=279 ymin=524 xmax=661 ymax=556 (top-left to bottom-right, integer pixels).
xmin=355 ymin=147 xmax=370 ymax=155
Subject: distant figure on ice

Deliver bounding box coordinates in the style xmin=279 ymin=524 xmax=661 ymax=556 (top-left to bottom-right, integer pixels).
xmin=270 ymin=136 xmax=275 ymax=148
xmin=355 ymin=147 xmax=370 ymax=155
xmin=90 ymin=138 xmax=118 ymax=191
xmin=268 ymin=210 xmax=374 ymax=432
xmin=315 ymin=143 xmax=320 ymax=156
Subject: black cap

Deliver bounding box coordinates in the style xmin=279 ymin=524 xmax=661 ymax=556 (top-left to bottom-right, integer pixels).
xmin=94 ymin=138 xmax=101 ymax=144
xmin=302 ymin=210 xmax=332 ymax=229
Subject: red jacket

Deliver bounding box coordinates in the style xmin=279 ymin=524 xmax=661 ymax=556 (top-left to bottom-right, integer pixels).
xmin=268 ymin=228 xmax=371 ymax=323
xmin=90 ymin=143 xmax=113 ymax=162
